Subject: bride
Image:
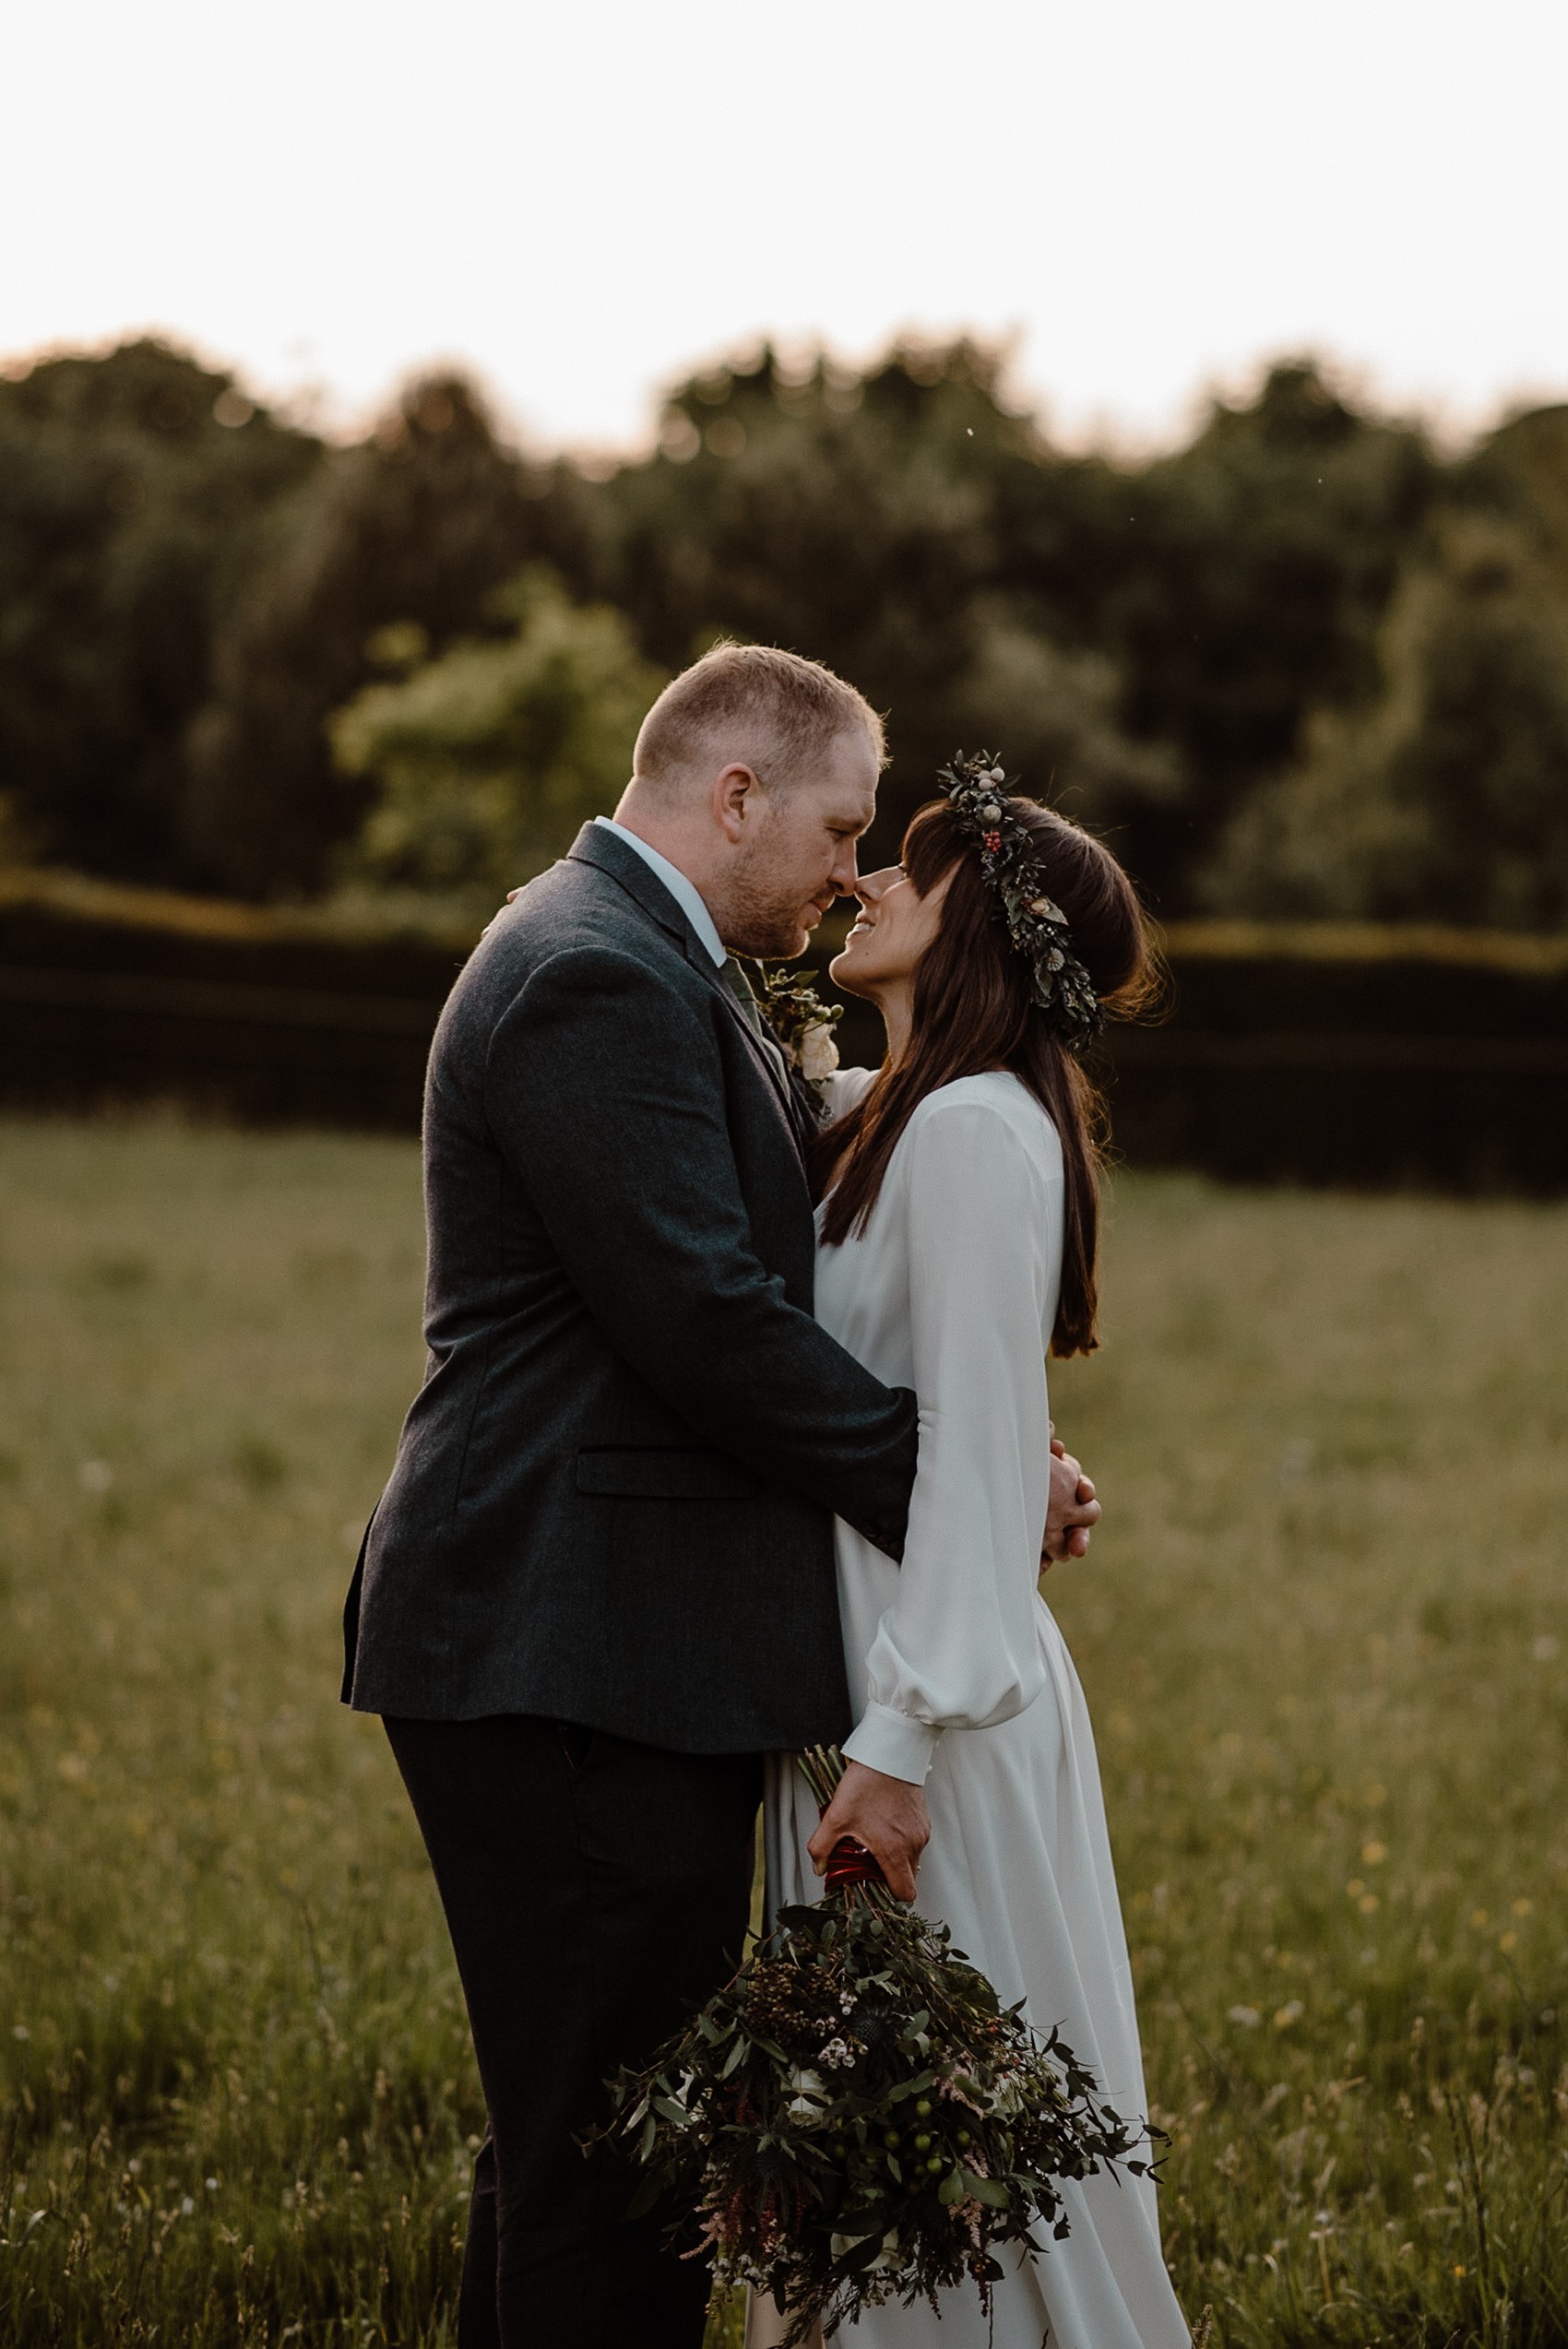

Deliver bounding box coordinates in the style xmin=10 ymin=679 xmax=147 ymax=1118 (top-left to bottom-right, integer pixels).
xmin=749 ymin=765 xmax=1191 ymax=2349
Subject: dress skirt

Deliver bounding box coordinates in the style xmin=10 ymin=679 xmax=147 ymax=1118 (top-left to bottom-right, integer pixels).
xmin=760 ymin=1589 xmax=1190 ymax=2349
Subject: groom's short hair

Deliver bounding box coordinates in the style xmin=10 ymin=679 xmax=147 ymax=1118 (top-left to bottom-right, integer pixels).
xmin=634 ymin=643 xmax=885 ymax=793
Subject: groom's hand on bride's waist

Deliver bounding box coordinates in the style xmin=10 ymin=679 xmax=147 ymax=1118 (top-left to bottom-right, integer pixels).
xmin=809 ymin=1761 xmax=930 ymax=1904
xmin=1042 ymin=1427 xmax=1099 ymax=1571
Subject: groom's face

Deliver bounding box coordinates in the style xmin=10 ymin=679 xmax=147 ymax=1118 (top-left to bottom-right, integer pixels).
xmin=722 ymin=730 xmax=880 ymax=958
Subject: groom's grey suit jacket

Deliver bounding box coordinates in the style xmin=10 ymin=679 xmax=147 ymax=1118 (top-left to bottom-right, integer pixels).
xmin=341 ymin=821 xmax=919 ymax=1752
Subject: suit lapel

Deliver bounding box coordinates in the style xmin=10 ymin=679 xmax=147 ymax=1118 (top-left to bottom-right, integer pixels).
xmin=689 ymin=941 xmax=802 ymax=1132
xmin=568 ymin=823 xmax=695 ymax=949
xmin=566 ymin=825 xmax=806 ymax=1151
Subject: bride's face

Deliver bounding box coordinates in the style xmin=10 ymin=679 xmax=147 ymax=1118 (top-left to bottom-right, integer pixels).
xmin=830 ymin=861 xmax=952 ymax=997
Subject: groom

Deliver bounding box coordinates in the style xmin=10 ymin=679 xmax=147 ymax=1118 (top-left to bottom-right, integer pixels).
xmin=341 ymin=644 xmax=1100 ymax=2347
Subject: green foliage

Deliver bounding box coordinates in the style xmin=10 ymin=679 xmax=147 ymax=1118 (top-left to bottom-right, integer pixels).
xmin=330 ymin=569 xmax=666 ymax=903
xmin=1120 ymin=362 xmax=1439 ymax=845
xmin=0 ymin=339 xmax=321 ymax=886
xmin=1206 ymin=516 xmax=1568 ymax=929
xmin=570 ymin=341 xmax=1180 ymax=863
xmin=606 ymin=1742 xmax=1140 ymax=2343
xmin=948 ymin=599 xmax=1182 ymax=834
xmin=1461 ymin=404 xmax=1568 ymax=606
xmin=4 ymin=336 xmax=1567 ymax=928
xmin=5 ymin=1122 xmax=1568 ymax=2344
xmin=569 ymin=350 xmax=1440 ymax=897
xmin=186 ymin=379 xmax=593 ymax=901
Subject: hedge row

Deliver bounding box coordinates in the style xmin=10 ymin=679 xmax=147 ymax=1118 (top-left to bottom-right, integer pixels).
xmin=0 ymin=870 xmax=467 ymax=1132
xmin=1104 ymin=919 xmax=1568 ymax=1192
xmin=4 ymin=872 xmax=1566 ymax=1192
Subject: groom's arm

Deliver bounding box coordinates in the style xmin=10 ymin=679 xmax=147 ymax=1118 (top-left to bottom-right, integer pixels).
xmin=487 ymin=944 xmax=918 ymax=1554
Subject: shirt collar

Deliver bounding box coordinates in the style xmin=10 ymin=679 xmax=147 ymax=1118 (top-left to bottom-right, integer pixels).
xmin=593 ymin=816 xmax=727 ymax=968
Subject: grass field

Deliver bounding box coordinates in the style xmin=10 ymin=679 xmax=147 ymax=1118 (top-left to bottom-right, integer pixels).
xmin=1 ymin=1117 xmax=1566 ymax=2347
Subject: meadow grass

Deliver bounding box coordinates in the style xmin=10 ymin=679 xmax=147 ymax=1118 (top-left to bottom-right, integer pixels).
xmin=0 ymin=1117 xmax=1565 ymax=2346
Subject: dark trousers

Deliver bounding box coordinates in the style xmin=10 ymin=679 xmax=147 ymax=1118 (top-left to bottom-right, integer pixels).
xmin=385 ymin=1714 xmax=761 ymax=2348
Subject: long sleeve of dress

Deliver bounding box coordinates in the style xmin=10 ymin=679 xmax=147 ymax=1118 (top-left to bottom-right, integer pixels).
xmin=841 ymin=1096 xmax=1059 ymax=1785
xmin=818 ymin=1066 xmax=879 ymax=1121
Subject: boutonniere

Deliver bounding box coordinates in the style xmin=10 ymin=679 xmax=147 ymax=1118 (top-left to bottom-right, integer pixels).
xmin=754 ymin=965 xmax=843 ymax=1099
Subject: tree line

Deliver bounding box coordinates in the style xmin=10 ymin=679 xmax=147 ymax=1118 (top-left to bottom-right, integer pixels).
xmin=3 ymin=333 xmax=1566 ymax=928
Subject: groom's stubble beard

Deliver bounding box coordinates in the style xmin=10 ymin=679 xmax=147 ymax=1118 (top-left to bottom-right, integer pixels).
xmin=715 ymin=810 xmax=824 ymax=960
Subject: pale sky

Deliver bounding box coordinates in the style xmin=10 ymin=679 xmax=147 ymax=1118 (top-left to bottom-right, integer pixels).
xmin=3 ymin=0 xmax=1565 ymax=456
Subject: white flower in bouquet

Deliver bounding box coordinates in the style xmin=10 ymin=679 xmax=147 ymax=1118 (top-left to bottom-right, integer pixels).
xmin=751 ymin=966 xmax=844 ymax=1116
xmin=787 ymin=2068 xmax=830 ymax=2125
xmin=798 ymin=1023 xmax=839 ymax=1084
xmin=596 ymin=1746 xmax=1149 ymax=2347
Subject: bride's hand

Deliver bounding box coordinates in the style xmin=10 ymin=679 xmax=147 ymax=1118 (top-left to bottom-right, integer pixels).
xmin=1041 ymin=1426 xmax=1099 ymax=1572
xmin=481 ymin=886 xmax=526 ymax=936
xmin=808 ymin=1760 xmax=930 ymax=1904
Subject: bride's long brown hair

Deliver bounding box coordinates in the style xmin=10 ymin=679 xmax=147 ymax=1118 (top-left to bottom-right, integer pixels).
xmin=810 ymin=798 xmax=1161 ymax=1358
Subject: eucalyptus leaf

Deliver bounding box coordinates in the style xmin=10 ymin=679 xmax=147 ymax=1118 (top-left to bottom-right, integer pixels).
xmin=592 ymin=1738 xmax=1146 ymax=2333
xmin=624 ymin=2172 xmax=663 ymax=2221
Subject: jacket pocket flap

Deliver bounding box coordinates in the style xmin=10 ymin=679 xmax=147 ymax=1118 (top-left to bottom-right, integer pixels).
xmin=575 ymin=1446 xmax=759 ymax=1501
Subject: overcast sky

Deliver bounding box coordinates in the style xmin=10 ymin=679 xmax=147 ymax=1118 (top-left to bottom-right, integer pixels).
xmin=3 ymin=0 xmax=1564 ymax=455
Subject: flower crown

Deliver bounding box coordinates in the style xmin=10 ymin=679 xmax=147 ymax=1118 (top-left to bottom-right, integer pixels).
xmin=935 ymin=752 xmax=1104 ymax=1049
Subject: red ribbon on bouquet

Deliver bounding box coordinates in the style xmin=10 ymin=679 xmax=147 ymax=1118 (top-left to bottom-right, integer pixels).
xmin=824 ymin=1835 xmax=888 ymax=1895
xmin=800 ymin=1746 xmax=896 ymax=1904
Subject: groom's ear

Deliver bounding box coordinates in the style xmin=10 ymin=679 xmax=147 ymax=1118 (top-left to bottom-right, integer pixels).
xmin=713 ymin=761 xmax=762 ymax=843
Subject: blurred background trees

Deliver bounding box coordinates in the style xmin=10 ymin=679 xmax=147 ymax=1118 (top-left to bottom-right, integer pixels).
xmin=331 ymin=570 xmax=665 ymax=911
xmin=2 ymin=331 xmax=1565 ymax=929
xmin=0 ymin=339 xmax=320 ymax=884
xmin=184 ymin=375 xmax=592 ymax=900
xmin=1206 ymin=514 xmax=1568 ymax=929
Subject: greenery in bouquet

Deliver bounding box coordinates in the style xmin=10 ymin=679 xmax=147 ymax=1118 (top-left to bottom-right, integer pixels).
xmin=597 ymin=1749 xmax=1149 ymax=2344
xmin=753 ymin=964 xmax=843 ymax=1091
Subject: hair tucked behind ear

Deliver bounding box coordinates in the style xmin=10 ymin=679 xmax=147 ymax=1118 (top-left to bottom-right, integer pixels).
xmin=810 ymin=800 xmax=1162 ymax=1358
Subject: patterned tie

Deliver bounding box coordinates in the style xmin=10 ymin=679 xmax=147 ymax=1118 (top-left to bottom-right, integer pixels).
xmin=720 ymin=956 xmax=791 ymax=1088
xmin=719 ymin=955 xmax=766 ymax=1036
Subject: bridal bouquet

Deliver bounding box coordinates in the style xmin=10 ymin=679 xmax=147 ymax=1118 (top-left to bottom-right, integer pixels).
xmin=598 ymin=1748 xmax=1147 ymax=2344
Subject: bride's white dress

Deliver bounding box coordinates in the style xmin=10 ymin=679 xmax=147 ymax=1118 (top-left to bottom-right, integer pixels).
xmin=758 ymin=1069 xmax=1189 ymax=2349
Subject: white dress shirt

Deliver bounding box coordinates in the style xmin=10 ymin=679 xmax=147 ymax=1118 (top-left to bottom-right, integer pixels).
xmin=593 ymin=816 xmax=726 ymax=968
